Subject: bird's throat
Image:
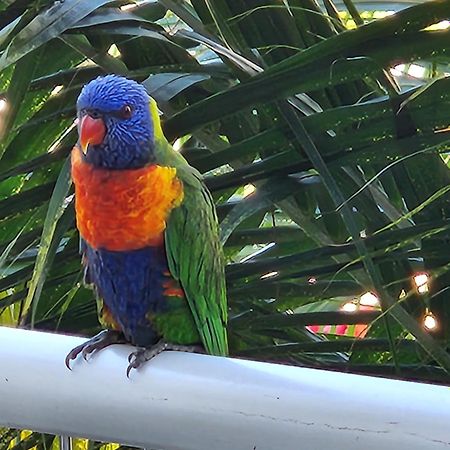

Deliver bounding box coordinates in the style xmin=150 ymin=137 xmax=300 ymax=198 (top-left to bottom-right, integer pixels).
xmin=71 ymin=147 xmax=184 ymax=251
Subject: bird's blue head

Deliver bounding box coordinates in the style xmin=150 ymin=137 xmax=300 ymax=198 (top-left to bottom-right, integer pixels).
xmin=76 ymin=75 xmax=154 ymax=169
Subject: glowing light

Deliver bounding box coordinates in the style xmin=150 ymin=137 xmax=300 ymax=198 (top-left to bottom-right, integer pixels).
xmin=260 ymin=271 xmax=278 ymax=280
xmin=435 ymin=20 xmax=450 ymax=29
xmin=308 ymin=277 xmax=316 ymax=284
xmin=0 ymin=98 xmax=8 ymax=112
xmin=407 ymin=64 xmax=426 ymax=79
xmin=243 ymin=184 xmax=256 ymax=197
xmin=50 ymin=85 xmax=63 ymax=96
xmin=425 ymin=20 xmax=450 ymax=31
xmin=120 ymin=3 xmax=138 ymax=11
xmin=360 ymin=292 xmax=379 ymax=307
xmin=342 ymin=302 xmax=358 ymax=312
xmin=423 ymin=312 xmax=438 ymax=330
xmin=414 ymin=273 xmax=429 ymax=294
xmin=390 ymin=64 xmax=405 ymax=76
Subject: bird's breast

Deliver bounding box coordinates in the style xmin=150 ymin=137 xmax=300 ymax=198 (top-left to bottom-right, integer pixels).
xmin=71 ymin=147 xmax=184 ymax=251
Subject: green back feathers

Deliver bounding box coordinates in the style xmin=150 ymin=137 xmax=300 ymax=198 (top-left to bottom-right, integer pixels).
xmin=149 ymin=100 xmax=228 ymax=356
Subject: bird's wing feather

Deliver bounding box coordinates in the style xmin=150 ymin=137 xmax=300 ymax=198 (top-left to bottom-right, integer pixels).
xmin=165 ymin=167 xmax=228 ymax=356
xmin=150 ymin=98 xmax=228 ymax=356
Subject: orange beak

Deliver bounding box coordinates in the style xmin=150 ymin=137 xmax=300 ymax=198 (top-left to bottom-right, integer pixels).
xmin=79 ymin=115 xmax=106 ymax=153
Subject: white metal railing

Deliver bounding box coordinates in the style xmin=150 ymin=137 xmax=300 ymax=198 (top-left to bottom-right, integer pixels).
xmin=0 ymin=326 xmax=449 ymax=449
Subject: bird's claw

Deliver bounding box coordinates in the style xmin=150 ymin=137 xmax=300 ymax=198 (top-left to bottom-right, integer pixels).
xmin=66 ymin=332 xmax=201 ymax=375
xmin=65 ymin=344 xmax=85 ymax=370
xmin=126 ymin=340 xmax=200 ymax=377
xmin=65 ymin=330 xmax=124 ymax=369
xmin=81 ymin=345 xmax=93 ymax=361
xmin=126 ymin=341 xmax=168 ymax=377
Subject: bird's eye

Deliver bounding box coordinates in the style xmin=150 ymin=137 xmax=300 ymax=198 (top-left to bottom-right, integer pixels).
xmin=120 ymin=105 xmax=133 ymax=119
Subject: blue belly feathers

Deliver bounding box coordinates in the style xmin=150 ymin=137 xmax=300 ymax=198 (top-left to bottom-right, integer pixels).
xmin=84 ymin=243 xmax=169 ymax=346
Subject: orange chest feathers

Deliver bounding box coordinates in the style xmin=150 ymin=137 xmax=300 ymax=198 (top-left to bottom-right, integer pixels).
xmin=71 ymin=148 xmax=184 ymax=251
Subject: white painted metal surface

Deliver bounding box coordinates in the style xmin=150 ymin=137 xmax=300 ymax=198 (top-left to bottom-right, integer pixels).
xmin=0 ymin=326 xmax=449 ymax=449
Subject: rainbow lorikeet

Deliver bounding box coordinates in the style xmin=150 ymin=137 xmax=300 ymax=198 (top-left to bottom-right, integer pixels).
xmin=66 ymin=75 xmax=228 ymax=375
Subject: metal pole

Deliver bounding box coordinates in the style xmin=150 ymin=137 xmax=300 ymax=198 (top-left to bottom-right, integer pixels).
xmin=59 ymin=435 xmax=72 ymax=450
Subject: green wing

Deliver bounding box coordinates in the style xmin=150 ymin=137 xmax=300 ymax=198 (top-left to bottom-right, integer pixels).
xmin=165 ymin=166 xmax=228 ymax=356
xmin=150 ymin=98 xmax=227 ymax=356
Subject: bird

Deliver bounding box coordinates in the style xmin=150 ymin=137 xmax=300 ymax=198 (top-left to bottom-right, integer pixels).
xmin=66 ymin=75 xmax=228 ymax=375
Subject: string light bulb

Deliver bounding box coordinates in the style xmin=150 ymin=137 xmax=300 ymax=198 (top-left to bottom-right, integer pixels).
xmin=360 ymin=292 xmax=379 ymax=307
xmin=341 ymin=302 xmax=358 ymax=312
xmin=414 ymin=273 xmax=429 ymax=294
xmin=423 ymin=310 xmax=438 ymax=331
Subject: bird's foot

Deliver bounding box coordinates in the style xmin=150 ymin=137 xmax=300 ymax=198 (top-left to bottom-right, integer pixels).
xmin=126 ymin=340 xmax=201 ymax=377
xmin=65 ymin=330 xmax=125 ymax=369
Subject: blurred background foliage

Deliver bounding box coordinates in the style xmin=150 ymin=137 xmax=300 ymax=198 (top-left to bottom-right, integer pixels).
xmin=0 ymin=0 xmax=449 ymax=447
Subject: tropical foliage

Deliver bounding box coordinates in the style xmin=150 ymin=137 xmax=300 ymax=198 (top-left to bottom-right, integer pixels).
xmin=0 ymin=0 xmax=449 ymax=447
